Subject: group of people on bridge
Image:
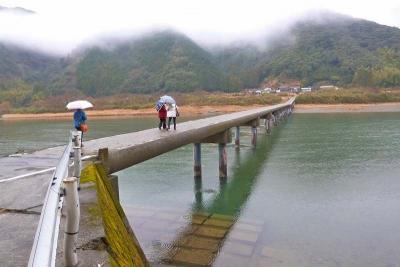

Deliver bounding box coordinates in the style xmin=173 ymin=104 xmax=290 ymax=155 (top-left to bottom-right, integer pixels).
xmin=71 ymin=99 xmax=180 ymax=144
xmin=157 ymin=103 xmax=180 ymax=130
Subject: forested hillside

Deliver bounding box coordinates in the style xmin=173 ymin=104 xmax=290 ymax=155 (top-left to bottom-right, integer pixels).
xmin=1 ymin=12 xmax=400 ymax=105
xmin=260 ymin=17 xmax=400 ymax=87
xmin=73 ymin=32 xmax=224 ymax=95
xmin=0 ymin=43 xmax=64 ymax=108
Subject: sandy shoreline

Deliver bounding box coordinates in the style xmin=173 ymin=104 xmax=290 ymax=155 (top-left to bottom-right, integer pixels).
xmin=294 ymin=102 xmax=400 ymax=113
xmin=0 ymin=105 xmax=259 ymax=120
xmin=2 ymin=103 xmax=400 ymax=120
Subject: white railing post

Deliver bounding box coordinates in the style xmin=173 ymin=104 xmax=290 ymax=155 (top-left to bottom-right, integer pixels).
xmin=72 ymin=131 xmax=82 ymax=188
xmin=63 ymin=177 xmax=80 ymax=267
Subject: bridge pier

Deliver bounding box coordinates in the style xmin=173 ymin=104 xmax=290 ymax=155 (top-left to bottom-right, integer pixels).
xmin=262 ymin=113 xmax=272 ymax=135
xmin=235 ymin=126 xmax=240 ymax=148
xmin=272 ymin=113 xmax=278 ymax=126
xmin=194 ymin=176 xmax=203 ymax=208
xmin=193 ymin=143 xmax=202 ymax=179
xmin=251 ymin=126 xmax=258 ymax=147
xmin=202 ymin=129 xmax=232 ymax=180
xmin=241 ymin=118 xmax=259 ymax=147
xmin=277 ymin=110 xmax=282 ymax=122
xmin=219 ymin=143 xmax=227 ymax=180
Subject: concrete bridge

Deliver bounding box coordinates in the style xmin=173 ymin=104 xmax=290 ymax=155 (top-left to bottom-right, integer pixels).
xmin=84 ymin=97 xmax=295 ymax=179
xmin=0 ymin=97 xmax=295 ymax=266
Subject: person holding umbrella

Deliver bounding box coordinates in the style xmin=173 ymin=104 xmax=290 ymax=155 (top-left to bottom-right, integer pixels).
xmin=74 ymin=108 xmax=87 ymax=132
xmin=158 ymin=95 xmax=178 ymax=130
xmin=158 ymin=103 xmax=167 ymax=130
xmin=167 ymin=103 xmax=179 ymax=130
xmin=66 ymin=100 xmax=92 ymax=145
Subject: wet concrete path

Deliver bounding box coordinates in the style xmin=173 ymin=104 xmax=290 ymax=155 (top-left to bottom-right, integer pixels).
xmin=0 ymin=147 xmax=64 ymax=267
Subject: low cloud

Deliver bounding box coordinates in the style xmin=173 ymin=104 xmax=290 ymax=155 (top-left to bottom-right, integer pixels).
xmin=0 ymin=0 xmax=398 ymax=56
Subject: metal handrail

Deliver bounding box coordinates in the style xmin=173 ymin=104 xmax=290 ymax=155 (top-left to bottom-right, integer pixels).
xmin=28 ymin=137 xmax=73 ymax=267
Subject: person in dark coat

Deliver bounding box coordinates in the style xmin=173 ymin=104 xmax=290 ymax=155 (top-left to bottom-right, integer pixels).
xmin=73 ymin=108 xmax=87 ymax=145
xmin=158 ymin=104 xmax=167 ymax=130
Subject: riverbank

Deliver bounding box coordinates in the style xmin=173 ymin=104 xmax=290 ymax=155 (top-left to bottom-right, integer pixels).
xmin=294 ymin=102 xmax=400 ymax=113
xmin=2 ymin=102 xmax=400 ymax=120
xmin=0 ymin=105 xmax=260 ymax=120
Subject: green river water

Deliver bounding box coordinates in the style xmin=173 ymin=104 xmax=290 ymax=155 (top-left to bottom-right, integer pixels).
xmin=1 ymin=113 xmax=400 ymax=266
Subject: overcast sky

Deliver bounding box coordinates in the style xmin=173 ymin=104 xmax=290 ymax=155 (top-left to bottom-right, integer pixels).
xmin=1 ymin=0 xmax=399 ymax=55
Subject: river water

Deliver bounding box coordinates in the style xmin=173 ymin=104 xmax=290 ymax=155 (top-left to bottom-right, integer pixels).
xmin=1 ymin=113 xmax=400 ymax=266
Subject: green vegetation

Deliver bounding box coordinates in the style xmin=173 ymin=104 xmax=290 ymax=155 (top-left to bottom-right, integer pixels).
xmin=81 ymin=163 xmax=148 ymax=266
xmin=0 ymin=92 xmax=283 ymax=114
xmin=74 ymin=32 xmax=223 ymax=95
xmin=2 ymin=12 xmax=400 ymax=112
xmin=261 ymin=18 xmax=400 ymax=87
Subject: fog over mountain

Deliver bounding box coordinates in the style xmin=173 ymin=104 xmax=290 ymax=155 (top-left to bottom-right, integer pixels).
xmin=1 ymin=5 xmax=400 ymax=112
xmin=0 ymin=0 xmax=399 ymax=55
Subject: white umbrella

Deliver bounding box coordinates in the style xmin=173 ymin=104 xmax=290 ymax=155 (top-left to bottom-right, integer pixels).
xmin=160 ymin=95 xmax=176 ymax=104
xmin=66 ymin=100 xmax=93 ymax=110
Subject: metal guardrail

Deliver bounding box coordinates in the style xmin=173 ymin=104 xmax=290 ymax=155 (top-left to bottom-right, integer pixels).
xmin=28 ymin=134 xmax=74 ymax=267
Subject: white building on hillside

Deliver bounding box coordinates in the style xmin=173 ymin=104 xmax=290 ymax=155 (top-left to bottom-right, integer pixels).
xmin=301 ymin=87 xmax=312 ymax=93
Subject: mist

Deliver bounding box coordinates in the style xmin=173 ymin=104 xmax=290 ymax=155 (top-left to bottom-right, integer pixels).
xmin=0 ymin=0 xmax=399 ymax=56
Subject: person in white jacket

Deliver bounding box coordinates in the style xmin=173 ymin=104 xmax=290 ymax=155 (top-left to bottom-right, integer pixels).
xmin=167 ymin=103 xmax=179 ymax=130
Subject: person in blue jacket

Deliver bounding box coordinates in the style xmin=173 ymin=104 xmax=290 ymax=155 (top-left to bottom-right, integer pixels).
xmin=73 ymin=109 xmax=87 ymax=145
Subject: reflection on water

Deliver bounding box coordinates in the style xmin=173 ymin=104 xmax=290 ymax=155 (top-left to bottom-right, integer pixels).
xmin=201 ymin=128 xmax=281 ymax=217
xmin=158 ymin=128 xmax=283 ymax=266
xmin=119 ymin=113 xmax=400 ymax=267
xmin=120 ymin=125 xmax=281 ymax=266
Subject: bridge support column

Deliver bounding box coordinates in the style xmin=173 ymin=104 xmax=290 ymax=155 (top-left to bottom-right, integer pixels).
xmin=235 ymin=126 xmax=240 ymax=148
xmin=63 ymin=176 xmax=80 ymax=267
xmin=201 ymin=129 xmax=231 ymax=179
xmin=241 ymin=118 xmax=260 ymax=147
xmin=272 ymin=113 xmax=278 ymax=126
xmin=264 ymin=113 xmax=272 ymax=135
xmin=193 ymin=143 xmax=202 ymax=179
xmin=194 ymin=176 xmax=203 ymax=208
xmin=251 ymin=126 xmax=257 ymax=147
xmin=219 ymin=143 xmax=227 ymax=180
xmin=268 ymin=118 xmax=273 ymax=134
xmin=264 ymin=118 xmax=269 ymax=134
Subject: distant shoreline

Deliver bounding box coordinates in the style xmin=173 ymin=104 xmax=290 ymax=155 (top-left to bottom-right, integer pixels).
xmin=0 ymin=105 xmax=258 ymax=120
xmin=294 ymin=102 xmax=400 ymax=113
xmin=2 ymin=102 xmax=400 ymax=120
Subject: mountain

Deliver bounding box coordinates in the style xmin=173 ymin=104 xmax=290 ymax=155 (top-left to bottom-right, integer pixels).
xmin=0 ymin=43 xmax=62 ymax=88
xmin=71 ymin=31 xmax=225 ymax=95
xmin=259 ymin=14 xmax=400 ymax=87
xmin=1 ymin=12 xmax=400 ymax=102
